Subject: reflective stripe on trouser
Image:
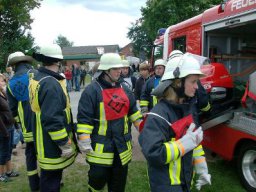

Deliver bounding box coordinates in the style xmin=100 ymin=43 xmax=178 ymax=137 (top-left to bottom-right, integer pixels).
xmin=25 ymin=142 xmax=40 ymax=191
xmin=88 ymin=153 xmax=128 ymax=192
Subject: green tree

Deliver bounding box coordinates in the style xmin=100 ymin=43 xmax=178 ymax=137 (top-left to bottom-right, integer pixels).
xmin=128 ymin=0 xmax=223 ymax=58
xmin=0 ymin=0 xmax=41 ymax=71
xmin=55 ymin=34 xmax=74 ymax=48
xmin=127 ymin=18 xmax=152 ymax=59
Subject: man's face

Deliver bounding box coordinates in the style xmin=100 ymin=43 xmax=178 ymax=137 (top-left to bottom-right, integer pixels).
xmin=109 ymin=68 xmax=122 ymax=82
xmin=6 ymin=67 xmax=12 ymax=73
xmin=121 ymin=67 xmax=129 ymax=76
xmin=154 ymin=65 xmax=165 ymax=76
xmin=184 ymin=74 xmax=199 ymax=97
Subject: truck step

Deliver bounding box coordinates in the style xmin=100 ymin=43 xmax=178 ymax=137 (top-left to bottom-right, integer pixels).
xmin=229 ymin=112 xmax=256 ymax=136
xmin=201 ymin=112 xmax=233 ymax=131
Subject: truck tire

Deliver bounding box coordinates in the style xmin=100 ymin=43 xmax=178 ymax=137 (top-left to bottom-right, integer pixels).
xmin=237 ymin=142 xmax=256 ymax=192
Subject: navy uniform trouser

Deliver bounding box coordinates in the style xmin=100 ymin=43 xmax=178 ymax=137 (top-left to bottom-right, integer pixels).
xmin=88 ymin=152 xmax=128 ymax=192
xmin=25 ymin=142 xmax=40 ymax=191
xmin=40 ymin=168 xmax=63 ymax=192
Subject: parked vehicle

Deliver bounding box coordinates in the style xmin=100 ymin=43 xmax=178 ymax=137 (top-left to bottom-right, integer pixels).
xmin=151 ymin=1 xmax=256 ymax=191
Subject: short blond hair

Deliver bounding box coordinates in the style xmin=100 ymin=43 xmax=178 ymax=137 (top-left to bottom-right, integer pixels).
xmin=160 ymin=79 xmax=181 ymax=102
xmin=139 ymin=63 xmax=150 ymax=71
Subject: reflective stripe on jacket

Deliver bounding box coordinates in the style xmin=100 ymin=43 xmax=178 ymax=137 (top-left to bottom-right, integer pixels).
xmin=139 ymin=99 xmax=196 ymax=192
xmin=77 ymin=77 xmax=142 ymax=166
xmin=140 ymin=76 xmax=159 ymax=111
xmin=29 ymin=67 xmax=77 ymax=170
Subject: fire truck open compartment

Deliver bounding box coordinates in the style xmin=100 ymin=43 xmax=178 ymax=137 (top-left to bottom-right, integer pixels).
xmin=201 ymin=17 xmax=256 ymax=119
xmin=204 ymin=20 xmax=256 ymax=83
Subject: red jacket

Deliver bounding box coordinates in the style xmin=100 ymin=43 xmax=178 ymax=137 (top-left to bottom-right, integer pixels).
xmin=64 ymin=70 xmax=72 ymax=80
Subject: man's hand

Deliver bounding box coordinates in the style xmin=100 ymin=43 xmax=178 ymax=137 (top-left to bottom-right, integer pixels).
xmin=176 ymin=123 xmax=203 ymax=156
xmin=59 ymin=140 xmax=73 ymax=158
xmin=77 ymin=134 xmax=93 ymax=154
xmin=194 ymin=156 xmax=211 ymax=190
xmin=195 ymin=173 xmax=211 ymax=190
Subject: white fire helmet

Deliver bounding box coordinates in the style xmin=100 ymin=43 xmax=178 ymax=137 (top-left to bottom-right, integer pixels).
xmin=39 ymin=44 xmax=63 ymax=60
xmin=154 ymin=59 xmax=166 ymax=67
xmin=98 ymin=53 xmax=123 ymax=70
xmin=7 ymin=51 xmax=33 ymax=67
xmin=168 ymin=50 xmax=183 ymax=60
xmin=161 ymin=52 xmax=205 ymax=81
xmin=121 ymin=60 xmax=130 ymax=67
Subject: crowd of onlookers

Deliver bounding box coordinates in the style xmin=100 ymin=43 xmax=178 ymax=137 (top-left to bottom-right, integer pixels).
xmin=63 ymin=64 xmax=87 ymax=92
xmin=62 ymin=62 xmax=149 ymax=98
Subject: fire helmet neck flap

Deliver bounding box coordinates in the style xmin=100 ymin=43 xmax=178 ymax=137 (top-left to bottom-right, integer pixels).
xmin=33 ymin=44 xmax=63 ymax=65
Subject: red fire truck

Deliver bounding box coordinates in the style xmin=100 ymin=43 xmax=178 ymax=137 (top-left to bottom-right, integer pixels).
xmin=152 ymin=1 xmax=256 ymax=191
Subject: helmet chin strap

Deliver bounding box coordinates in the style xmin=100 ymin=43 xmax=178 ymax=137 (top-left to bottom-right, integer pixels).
xmin=105 ymin=71 xmax=118 ymax=83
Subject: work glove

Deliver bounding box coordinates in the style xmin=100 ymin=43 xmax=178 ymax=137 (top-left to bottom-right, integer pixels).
xmin=195 ymin=173 xmax=211 ymax=190
xmin=194 ymin=156 xmax=211 ymax=190
xmin=59 ymin=139 xmax=73 ymax=158
xmin=140 ymin=107 xmax=148 ymax=117
xmin=77 ymin=134 xmax=93 ymax=154
xmin=176 ymin=123 xmax=203 ymax=156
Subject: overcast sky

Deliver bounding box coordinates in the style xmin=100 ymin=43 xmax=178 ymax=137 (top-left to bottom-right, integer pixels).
xmin=30 ymin=0 xmax=147 ymax=48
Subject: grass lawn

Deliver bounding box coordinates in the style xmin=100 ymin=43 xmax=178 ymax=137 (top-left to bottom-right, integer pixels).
xmin=0 ymin=160 xmax=246 ymax=192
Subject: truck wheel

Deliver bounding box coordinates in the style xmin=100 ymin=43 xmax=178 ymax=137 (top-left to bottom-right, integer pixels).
xmin=237 ymin=142 xmax=256 ymax=192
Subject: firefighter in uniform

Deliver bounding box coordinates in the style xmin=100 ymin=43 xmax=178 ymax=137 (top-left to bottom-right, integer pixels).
xmin=140 ymin=59 xmax=165 ymax=115
xmin=77 ymin=53 xmax=142 ymax=192
xmin=29 ymin=44 xmax=77 ymax=192
xmin=119 ymin=59 xmax=137 ymax=92
xmin=139 ymin=53 xmax=211 ymax=192
xmin=168 ymin=50 xmax=211 ymax=125
xmin=6 ymin=52 xmax=40 ymax=191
